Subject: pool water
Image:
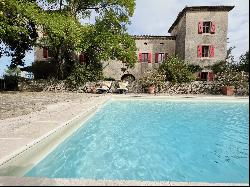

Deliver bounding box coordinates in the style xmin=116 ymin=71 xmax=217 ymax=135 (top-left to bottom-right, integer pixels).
xmin=25 ymin=99 xmax=249 ymax=183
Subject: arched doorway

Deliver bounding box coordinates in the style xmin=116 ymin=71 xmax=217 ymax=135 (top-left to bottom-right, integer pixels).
xmin=121 ymin=74 xmax=135 ymax=83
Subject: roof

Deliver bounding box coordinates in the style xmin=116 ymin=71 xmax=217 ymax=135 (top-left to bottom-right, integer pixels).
xmin=168 ymin=6 xmax=235 ymax=33
xmin=132 ymin=35 xmax=176 ymax=40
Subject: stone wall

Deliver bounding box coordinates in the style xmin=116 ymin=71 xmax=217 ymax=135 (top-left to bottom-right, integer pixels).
xmin=18 ymin=79 xmax=249 ymax=96
xmin=102 ymin=36 xmax=176 ymax=80
xmin=129 ymin=81 xmax=249 ymax=96
xmin=184 ymin=11 xmax=229 ymax=67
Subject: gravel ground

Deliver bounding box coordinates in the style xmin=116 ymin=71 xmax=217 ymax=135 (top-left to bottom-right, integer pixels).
xmin=0 ymin=91 xmax=92 ymax=120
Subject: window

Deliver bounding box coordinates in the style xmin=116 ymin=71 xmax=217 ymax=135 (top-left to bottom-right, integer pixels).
xmin=43 ymin=47 xmax=52 ymax=59
xmin=200 ymin=72 xmax=208 ymax=81
xmin=198 ymin=21 xmax=216 ymax=34
xmin=144 ymin=42 xmax=148 ymax=45
xmin=158 ymin=53 xmax=165 ymax=62
xmin=142 ymin=53 xmax=149 ymax=62
xmin=203 ymin=22 xmax=211 ymax=33
xmin=202 ymin=46 xmax=210 ymax=58
xmin=160 ymin=43 xmax=164 ymax=45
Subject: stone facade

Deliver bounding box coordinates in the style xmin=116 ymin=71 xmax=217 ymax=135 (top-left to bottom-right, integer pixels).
xmin=103 ymin=36 xmax=176 ymax=80
xmin=34 ymin=6 xmax=234 ymax=81
xmin=169 ymin=9 xmax=231 ymax=68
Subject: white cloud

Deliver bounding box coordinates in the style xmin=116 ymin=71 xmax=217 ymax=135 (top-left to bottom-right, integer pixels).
xmin=128 ymin=0 xmax=249 ymax=60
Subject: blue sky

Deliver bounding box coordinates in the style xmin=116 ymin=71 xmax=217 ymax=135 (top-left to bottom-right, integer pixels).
xmin=0 ymin=0 xmax=249 ymax=77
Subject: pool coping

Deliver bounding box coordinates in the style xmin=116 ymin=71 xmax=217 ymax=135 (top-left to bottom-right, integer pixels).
xmin=0 ymin=95 xmax=248 ymax=186
xmin=0 ymin=176 xmax=248 ymax=186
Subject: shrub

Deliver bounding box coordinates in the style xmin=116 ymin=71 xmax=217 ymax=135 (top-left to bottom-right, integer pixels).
xmin=211 ymin=61 xmax=227 ymax=74
xmin=188 ymin=64 xmax=202 ymax=73
xmin=66 ymin=63 xmax=103 ymax=88
xmin=159 ymin=56 xmax=196 ymax=83
xmin=31 ymin=61 xmax=57 ymax=79
xmin=138 ymin=69 xmax=166 ymax=91
xmin=103 ymin=77 xmax=116 ymax=81
xmin=3 ymin=75 xmax=19 ymax=91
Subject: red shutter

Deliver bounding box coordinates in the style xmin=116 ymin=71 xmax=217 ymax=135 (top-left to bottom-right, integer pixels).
xmin=148 ymin=53 xmax=152 ymax=63
xmin=139 ymin=53 xmax=142 ymax=63
xmin=79 ymin=53 xmax=84 ymax=63
xmin=208 ymin=72 xmax=214 ymax=81
xmin=198 ymin=72 xmax=201 ymax=80
xmin=210 ymin=22 xmax=216 ymax=34
xmin=155 ymin=53 xmax=159 ymax=63
xmin=210 ymin=45 xmax=215 ymax=58
xmin=198 ymin=45 xmax=202 ymax=58
xmin=43 ymin=47 xmax=48 ymax=59
xmin=198 ymin=21 xmax=203 ymax=34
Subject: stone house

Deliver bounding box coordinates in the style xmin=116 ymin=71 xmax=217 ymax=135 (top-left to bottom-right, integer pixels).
xmin=35 ymin=5 xmax=234 ymax=81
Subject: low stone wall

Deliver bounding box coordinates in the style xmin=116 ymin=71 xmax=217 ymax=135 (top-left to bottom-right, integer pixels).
xmin=129 ymin=81 xmax=249 ymax=96
xmin=18 ymin=79 xmax=249 ymax=96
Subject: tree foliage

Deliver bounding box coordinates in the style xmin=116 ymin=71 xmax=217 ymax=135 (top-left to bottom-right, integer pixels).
xmin=159 ymin=56 xmax=196 ymax=83
xmin=0 ymin=0 xmax=39 ymax=67
xmin=0 ymin=0 xmax=137 ymax=80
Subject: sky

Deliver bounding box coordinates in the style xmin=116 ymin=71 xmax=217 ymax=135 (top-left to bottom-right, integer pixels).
xmin=0 ymin=0 xmax=249 ymax=77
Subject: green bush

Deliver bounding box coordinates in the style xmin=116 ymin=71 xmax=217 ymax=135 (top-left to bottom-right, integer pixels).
xmin=31 ymin=61 xmax=57 ymax=79
xmin=159 ymin=56 xmax=196 ymax=83
xmin=211 ymin=61 xmax=227 ymax=74
xmin=188 ymin=64 xmax=202 ymax=73
xmin=103 ymin=77 xmax=116 ymax=81
xmin=66 ymin=63 xmax=103 ymax=88
xmin=3 ymin=75 xmax=19 ymax=91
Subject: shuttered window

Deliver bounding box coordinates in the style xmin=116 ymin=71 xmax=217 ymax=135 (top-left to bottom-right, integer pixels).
xmin=198 ymin=21 xmax=216 ymax=34
xmin=43 ymin=47 xmax=48 ymax=59
xmin=198 ymin=45 xmax=215 ymax=58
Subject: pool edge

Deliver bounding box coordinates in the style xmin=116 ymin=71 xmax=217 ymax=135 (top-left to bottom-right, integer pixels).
xmin=0 ymin=176 xmax=248 ymax=186
xmin=0 ymin=96 xmax=112 ymax=177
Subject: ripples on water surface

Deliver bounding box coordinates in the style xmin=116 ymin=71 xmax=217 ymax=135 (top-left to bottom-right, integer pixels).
xmin=26 ymin=100 xmax=249 ymax=183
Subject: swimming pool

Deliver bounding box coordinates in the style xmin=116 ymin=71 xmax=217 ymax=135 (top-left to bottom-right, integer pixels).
xmin=25 ymin=99 xmax=249 ymax=183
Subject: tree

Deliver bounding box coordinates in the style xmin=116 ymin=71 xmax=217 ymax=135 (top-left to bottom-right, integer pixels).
xmin=0 ymin=0 xmax=39 ymax=67
xmin=36 ymin=10 xmax=84 ymax=79
xmin=40 ymin=0 xmax=137 ymax=79
xmin=159 ymin=56 xmax=196 ymax=83
xmin=238 ymin=51 xmax=249 ymax=72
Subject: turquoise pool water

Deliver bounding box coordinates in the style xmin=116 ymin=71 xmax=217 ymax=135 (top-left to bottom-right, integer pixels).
xmin=26 ymin=99 xmax=249 ymax=183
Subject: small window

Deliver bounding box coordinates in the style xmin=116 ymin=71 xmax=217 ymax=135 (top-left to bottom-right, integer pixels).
xmin=160 ymin=43 xmax=164 ymax=45
xmin=200 ymin=72 xmax=208 ymax=81
xmin=203 ymin=22 xmax=211 ymax=34
xmin=144 ymin=42 xmax=148 ymax=45
xmin=202 ymin=46 xmax=210 ymax=58
xmin=142 ymin=53 xmax=149 ymax=62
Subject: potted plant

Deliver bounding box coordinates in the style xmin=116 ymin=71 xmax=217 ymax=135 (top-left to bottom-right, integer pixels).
xmin=221 ymin=85 xmax=235 ymax=96
xmin=217 ymin=68 xmax=242 ymax=96
xmin=139 ymin=70 xmax=165 ymax=94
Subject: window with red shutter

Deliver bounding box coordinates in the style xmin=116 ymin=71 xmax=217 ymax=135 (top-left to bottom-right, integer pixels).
xmin=210 ymin=22 xmax=216 ymax=34
xmin=155 ymin=53 xmax=159 ymax=63
xmin=43 ymin=47 xmax=48 ymax=59
xmin=198 ymin=21 xmax=203 ymax=34
xmin=197 ymin=45 xmax=202 ymax=58
xmin=210 ymin=45 xmax=215 ymax=58
xmin=148 ymin=53 xmax=152 ymax=63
